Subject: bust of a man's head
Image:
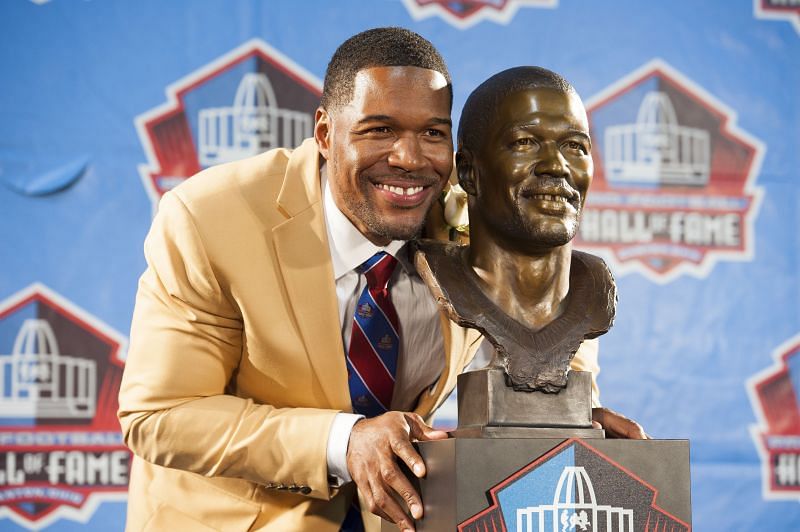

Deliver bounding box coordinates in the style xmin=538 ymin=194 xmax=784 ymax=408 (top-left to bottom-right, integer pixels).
xmin=415 ymin=67 xmax=614 ymax=393
xmin=456 ymin=66 xmax=593 ymax=255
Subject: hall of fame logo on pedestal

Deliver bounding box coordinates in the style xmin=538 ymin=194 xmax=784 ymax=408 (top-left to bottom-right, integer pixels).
xmin=754 ymin=0 xmax=800 ymax=33
xmin=0 ymin=284 xmax=129 ymax=530
xmin=747 ymin=333 xmax=800 ymax=501
xmin=401 ymin=0 xmax=557 ymax=29
xmin=136 ymin=39 xmax=321 ymax=212
xmin=458 ymin=439 xmax=689 ymax=531
xmin=577 ymin=59 xmax=764 ymax=283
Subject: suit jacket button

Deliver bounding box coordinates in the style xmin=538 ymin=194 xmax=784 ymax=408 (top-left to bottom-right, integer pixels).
xmin=300 ymin=486 xmax=312 ymax=495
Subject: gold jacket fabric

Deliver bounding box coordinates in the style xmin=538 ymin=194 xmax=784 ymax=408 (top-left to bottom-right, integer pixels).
xmin=117 ymin=138 xmax=600 ymax=531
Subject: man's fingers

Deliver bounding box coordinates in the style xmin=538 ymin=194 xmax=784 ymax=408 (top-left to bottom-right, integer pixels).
xmin=366 ymin=474 xmax=416 ymax=532
xmin=622 ymin=421 xmax=649 ymax=439
xmin=392 ymin=436 xmax=427 ymax=478
xmin=405 ymin=413 xmax=449 ymax=442
xmin=620 ymin=419 xmax=648 ymax=439
xmin=346 ymin=411 xmax=441 ymax=529
xmin=592 ymin=407 xmax=649 ymax=440
xmin=381 ymin=457 xmax=423 ymax=520
xmin=610 ymin=414 xmax=647 ymax=439
xmin=360 ymin=484 xmax=392 ymax=523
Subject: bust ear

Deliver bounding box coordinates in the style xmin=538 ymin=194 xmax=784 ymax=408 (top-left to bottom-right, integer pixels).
xmin=456 ymin=149 xmax=477 ymax=196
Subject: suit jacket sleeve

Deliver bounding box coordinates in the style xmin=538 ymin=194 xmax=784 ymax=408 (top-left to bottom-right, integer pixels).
xmin=570 ymin=337 xmax=602 ymax=407
xmin=118 ymin=191 xmax=339 ymax=500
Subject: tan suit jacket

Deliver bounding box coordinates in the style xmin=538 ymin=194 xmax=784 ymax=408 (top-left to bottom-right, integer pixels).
xmin=118 ymin=138 xmax=599 ymax=531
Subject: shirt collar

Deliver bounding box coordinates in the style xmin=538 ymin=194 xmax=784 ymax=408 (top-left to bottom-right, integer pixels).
xmin=322 ymin=166 xmax=406 ymax=280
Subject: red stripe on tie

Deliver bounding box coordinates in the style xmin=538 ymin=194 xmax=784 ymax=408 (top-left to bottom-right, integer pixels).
xmin=348 ymin=324 xmax=395 ymax=409
xmin=365 ymin=288 xmax=400 ymax=337
xmin=365 ymin=255 xmax=396 ymax=291
xmin=365 ymin=254 xmax=400 ymax=331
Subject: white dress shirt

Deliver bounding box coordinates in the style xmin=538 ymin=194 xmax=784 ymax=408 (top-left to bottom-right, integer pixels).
xmin=322 ymin=171 xmax=444 ymax=484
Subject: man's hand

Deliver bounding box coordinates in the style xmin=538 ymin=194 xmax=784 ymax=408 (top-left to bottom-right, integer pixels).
xmin=346 ymin=411 xmax=448 ymax=532
xmin=592 ymin=406 xmax=649 ymax=439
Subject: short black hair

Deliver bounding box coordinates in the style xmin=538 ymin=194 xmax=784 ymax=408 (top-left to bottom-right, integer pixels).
xmin=320 ymin=27 xmax=452 ymax=111
xmin=458 ymin=66 xmax=577 ymax=153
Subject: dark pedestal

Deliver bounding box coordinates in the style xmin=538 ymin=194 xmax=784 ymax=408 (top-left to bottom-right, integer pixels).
xmin=381 ymin=368 xmax=692 ymax=531
xmin=412 ymin=437 xmax=691 ymax=531
xmin=453 ymin=370 xmax=604 ymax=439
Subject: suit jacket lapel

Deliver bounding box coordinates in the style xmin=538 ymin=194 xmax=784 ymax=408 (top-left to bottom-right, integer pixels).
xmin=272 ymin=139 xmax=351 ymax=411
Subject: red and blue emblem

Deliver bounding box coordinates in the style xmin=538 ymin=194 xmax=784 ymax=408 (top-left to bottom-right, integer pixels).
xmin=754 ymin=0 xmax=800 ymax=33
xmin=748 ymin=334 xmax=800 ymax=501
xmin=459 ymin=439 xmax=690 ymax=532
xmin=136 ymin=39 xmax=322 ymax=211
xmin=0 ymin=284 xmax=129 ymax=529
xmin=402 ymin=0 xmax=557 ymax=29
xmin=577 ymin=59 xmax=764 ymax=283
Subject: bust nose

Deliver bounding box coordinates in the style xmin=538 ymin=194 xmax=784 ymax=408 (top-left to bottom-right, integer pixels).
xmin=388 ymin=135 xmax=426 ymax=172
xmin=535 ymin=143 xmax=569 ymax=179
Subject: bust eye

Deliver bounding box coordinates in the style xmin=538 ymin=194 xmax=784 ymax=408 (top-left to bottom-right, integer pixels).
xmin=564 ymin=140 xmax=588 ymax=155
xmin=512 ymin=137 xmax=537 ymax=149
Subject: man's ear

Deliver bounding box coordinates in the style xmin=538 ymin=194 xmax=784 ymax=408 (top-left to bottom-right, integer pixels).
xmin=456 ymin=149 xmax=477 ymax=196
xmin=314 ymin=107 xmax=331 ymax=160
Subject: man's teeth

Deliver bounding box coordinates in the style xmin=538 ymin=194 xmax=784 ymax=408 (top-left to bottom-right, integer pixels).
xmin=532 ymin=194 xmax=569 ymax=203
xmin=378 ymin=184 xmax=424 ymax=196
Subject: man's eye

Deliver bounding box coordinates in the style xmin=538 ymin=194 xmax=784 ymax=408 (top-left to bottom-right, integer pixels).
xmin=425 ymin=128 xmax=445 ymax=137
xmin=368 ymin=126 xmax=391 ymax=134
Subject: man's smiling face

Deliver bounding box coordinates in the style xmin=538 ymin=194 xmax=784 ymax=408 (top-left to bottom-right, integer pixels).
xmin=315 ymin=66 xmax=453 ymax=245
xmin=466 ymin=87 xmax=593 ymax=251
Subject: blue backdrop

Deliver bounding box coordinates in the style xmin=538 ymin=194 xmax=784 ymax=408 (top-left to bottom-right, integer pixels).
xmin=2 ymin=0 xmax=798 ymax=530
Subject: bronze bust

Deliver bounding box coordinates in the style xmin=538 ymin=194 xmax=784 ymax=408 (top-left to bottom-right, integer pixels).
xmin=416 ymin=66 xmax=615 ymax=393
xmin=411 ymin=72 xmax=670 ymax=532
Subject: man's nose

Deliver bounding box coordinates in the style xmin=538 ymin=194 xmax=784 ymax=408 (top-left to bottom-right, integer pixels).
xmin=535 ymin=143 xmax=569 ymax=179
xmin=388 ymin=135 xmax=426 ymax=172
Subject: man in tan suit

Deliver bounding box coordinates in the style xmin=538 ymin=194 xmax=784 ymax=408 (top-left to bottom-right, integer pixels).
xmin=118 ymin=28 xmax=637 ymax=532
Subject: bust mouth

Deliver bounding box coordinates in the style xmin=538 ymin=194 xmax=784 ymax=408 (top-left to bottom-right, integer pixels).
xmin=520 ymin=185 xmax=580 ymax=212
xmin=526 ymin=193 xmax=571 ymax=203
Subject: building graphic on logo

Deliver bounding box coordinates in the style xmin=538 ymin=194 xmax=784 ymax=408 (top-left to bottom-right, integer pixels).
xmin=516 ymin=466 xmax=633 ymax=532
xmin=136 ymin=39 xmax=321 ymax=211
xmin=747 ymin=333 xmax=800 ymax=501
xmin=604 ymin=91 xmax=710 ymax=187
xmin=402 ymin=0 xmax=557 ymax=29
xmin=0 ymin=319 xmax=96 ymax=420
xmin=0 ymin=284 xmax=129 ymax=530
xmin=458 ymin=439 xmax=689 ymax=532
xmin=198 ymin=72 xmax=313 ymax=167
xmin=577 ymin=59 xmax=764 ymax=283
xmin=753 ymin=0 xmax=800 ymax=33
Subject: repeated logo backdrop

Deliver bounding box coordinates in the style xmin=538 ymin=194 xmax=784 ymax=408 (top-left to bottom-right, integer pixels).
xmin=1 ymin=0 xmax=798 ymax=530
xmin=578 ymin=60 xmax=764 ymax=282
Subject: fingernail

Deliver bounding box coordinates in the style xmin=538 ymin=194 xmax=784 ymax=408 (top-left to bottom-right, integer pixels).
xmin=411 ymin=503 xmax=422 ymax=519
xmin=413 ymin=463 xmax=424 ymax=476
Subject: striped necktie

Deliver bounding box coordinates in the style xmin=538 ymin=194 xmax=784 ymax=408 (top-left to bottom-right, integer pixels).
xmin=341 ymin=252 xmax=400 ymax=532
xmin=346 ymin=251 xmax=400 ymax=417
